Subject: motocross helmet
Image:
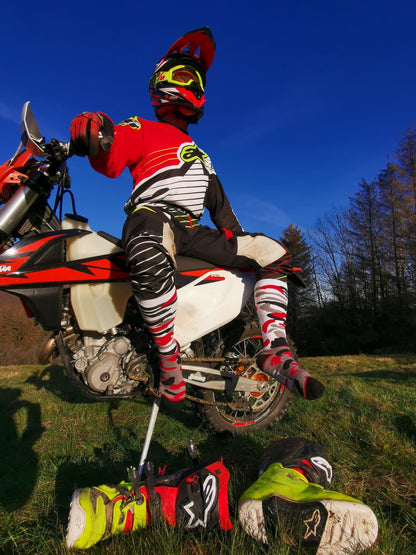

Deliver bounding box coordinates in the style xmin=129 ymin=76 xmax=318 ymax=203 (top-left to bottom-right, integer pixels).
xmin=149 ymin=27 xmax=216 ymax=123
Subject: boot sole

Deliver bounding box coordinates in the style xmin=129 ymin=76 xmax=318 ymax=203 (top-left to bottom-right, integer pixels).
xmin=65 ymin=489 xmax=86 ymax=548
xmin=239 ymin=497 xmax=378 ymax=554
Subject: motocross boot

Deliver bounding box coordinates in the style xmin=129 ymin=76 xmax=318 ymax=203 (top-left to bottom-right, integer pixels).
xmin=258 ymin=437 xmax=333 ymax=487
xmin=66 ymin=459 xmax=232 ymax=549
xmin=254 ymin=276 xmax=324 ymax=400
xmin=66 ymin=482 xmax=147 ymax=550
xmin=239 ymin=438 xmax=378 ymax=553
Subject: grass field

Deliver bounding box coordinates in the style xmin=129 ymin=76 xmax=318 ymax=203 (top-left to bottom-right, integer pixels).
xmin=0 ymin=354 xmax=415 ymax=554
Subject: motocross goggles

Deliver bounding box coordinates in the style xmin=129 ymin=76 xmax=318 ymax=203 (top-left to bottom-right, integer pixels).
xmin=154 ymin=65 xmax=204 ymax=91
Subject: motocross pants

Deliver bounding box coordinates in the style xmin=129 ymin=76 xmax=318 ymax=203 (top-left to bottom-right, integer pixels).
xmin=122 ymin=205 xmax=290 ymax=355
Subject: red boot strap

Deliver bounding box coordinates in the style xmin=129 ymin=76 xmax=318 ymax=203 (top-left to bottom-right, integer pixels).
xmin=206 ymin=459 xmax=233 ymax=530
xmin=123 ymin=507 xmax=134 ymax=532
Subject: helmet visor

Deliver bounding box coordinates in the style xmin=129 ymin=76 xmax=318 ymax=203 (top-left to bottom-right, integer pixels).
xmin=155 ymin=65 xmax=204 ymax=90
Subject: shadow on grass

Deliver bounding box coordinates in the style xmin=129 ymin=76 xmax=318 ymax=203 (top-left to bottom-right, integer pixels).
xmin=19 ymin=364 xmax=273 ymax=531
xmin=24 ymin=364 xmax=93 ymax=404
xmin=395 ymin=414 xmax=416 ymax=444
xmin=0 ymin=387 xmax=45 ymax=510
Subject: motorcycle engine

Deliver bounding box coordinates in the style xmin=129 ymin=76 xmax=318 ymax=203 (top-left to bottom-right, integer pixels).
xmin=72 ymin=333 xmax=149 ymax=394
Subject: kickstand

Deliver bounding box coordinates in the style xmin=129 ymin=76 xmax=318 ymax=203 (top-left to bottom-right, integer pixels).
xmin=136 ymin=397 xmax=162 ymax=481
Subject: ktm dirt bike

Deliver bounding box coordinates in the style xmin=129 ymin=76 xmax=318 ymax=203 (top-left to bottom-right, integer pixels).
xmin=0 ymin=102 xmax=293 ymax=433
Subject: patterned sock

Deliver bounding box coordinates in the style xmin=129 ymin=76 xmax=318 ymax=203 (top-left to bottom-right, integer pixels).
xmin=254 ymin=278 xmax=324 ymax=400
xmin=254 ymin=277 xmax=288 ymax=351
xmin=158 ymin=343 xmax=185 ymax=410
xmin=257 ymin=346 xmax=324 ymax=400
xmin=136 ymin=289 xmax=185 ymax=410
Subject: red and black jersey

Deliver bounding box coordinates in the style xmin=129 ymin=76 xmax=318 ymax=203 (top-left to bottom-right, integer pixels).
xmin=89 ymin=116 xmax=243 ymax=233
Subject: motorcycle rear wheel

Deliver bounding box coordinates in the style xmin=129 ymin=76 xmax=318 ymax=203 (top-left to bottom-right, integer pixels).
xmin=198 ymin=326 xmax=293 ymax=434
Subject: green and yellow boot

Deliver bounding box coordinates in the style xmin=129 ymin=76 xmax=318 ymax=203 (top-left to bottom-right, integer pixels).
xmin=65 ymin=481 xmax=147 ymax=550
xmin=239 ymin=463 xmax=378 ymax=554
xmin=65 ymin=459 xmax=232 ymax=550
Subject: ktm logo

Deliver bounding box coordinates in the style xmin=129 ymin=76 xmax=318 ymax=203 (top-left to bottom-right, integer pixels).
xmin=0 ymin=265 xmax=11 ymax=272
xmin=180 ymin=144 xmax=213 ymax=171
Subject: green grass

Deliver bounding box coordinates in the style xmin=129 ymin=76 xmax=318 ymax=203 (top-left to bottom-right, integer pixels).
xmin=0 ymin=355 xmax=415 ymax=553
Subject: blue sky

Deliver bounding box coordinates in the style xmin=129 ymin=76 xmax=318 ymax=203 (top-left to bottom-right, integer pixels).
xmin=1 ymin=1 xmax=415 ymax=240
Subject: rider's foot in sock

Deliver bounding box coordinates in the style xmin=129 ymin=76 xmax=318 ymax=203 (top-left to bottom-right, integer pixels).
xmin=257 ymin=346 xmax=325 ymax=400
xmin=159 ymin=345 xmax=185 ymax=410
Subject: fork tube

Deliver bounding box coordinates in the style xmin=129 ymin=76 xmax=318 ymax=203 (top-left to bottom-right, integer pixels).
xmin=0 ymin=184 xmax=41 ymax=238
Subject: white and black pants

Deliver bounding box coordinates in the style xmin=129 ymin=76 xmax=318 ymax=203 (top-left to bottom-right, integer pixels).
xmin=122 ymin=205 xmax=289 ymax=355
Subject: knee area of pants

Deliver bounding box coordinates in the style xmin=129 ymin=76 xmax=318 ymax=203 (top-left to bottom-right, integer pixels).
xmin=236 ymin=235 xmax=287 ymax=267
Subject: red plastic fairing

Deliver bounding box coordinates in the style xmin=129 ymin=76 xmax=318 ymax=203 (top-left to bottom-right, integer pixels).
xmin=0 ymin=231 xmax=130 ymax=288
xmin=0 ymin=150 xmax=33 ymax=203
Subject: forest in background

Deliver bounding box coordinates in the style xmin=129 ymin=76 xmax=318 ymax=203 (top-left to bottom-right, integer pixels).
xmin=0 ymin=126 xmax=415 ymax=363
xmin=284 ymin=125 xmax=416 ymax=356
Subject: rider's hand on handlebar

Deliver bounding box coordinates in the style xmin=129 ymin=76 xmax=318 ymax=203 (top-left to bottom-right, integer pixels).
xmin=70 ymin=112 xmax=114 ymax=157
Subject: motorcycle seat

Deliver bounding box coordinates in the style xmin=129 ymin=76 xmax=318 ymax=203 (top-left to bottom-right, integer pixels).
xmin=176 ymin=256 xmax=216 ymax=271
xmin=97 ymin=231 xmax=216 ymax=272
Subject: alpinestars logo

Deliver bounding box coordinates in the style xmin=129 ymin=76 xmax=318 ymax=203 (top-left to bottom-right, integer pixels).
xmin=311 ymin=456 xmax=333 ymax=484
xmin=119 ymin=116 xmax=142 ymax=130
xmin=303 ymin=508 xmax=322 ymax=539
xmin=180 ymin=144 xmax=214 ymax=173
xmin=0 ymin=265 xmax=11 ymax=272
xmin=182 ymin=474 xmax=217 ymax=528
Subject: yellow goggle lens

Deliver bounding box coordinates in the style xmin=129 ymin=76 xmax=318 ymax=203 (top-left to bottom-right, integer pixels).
xmin=155 ymin=65 xmax=204 ymax=90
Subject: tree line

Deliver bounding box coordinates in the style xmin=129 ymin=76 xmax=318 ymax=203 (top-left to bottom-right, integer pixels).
xmin=283 ymin=125 xmax=416 ymax=356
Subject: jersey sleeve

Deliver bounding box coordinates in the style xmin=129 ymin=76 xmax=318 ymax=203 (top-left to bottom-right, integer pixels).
xmin=88 ymin=117 xmax=143 ymax=178
xmin=204 ymin=175 xmax=244 ymax=233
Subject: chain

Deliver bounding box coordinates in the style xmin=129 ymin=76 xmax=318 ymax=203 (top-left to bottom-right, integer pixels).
xmin=144 ymin=355 xmax=258 ymax=407
xmin=182 ymin=356 xmax=256 ymax=364
xmin=144 ymin=386 xmax=230 ymax=407
xmin=184 ymin=392 xmax=229 ymax=406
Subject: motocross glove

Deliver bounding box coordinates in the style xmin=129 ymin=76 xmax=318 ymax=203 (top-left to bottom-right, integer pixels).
xmin=70 ymin=112 xmax=114 ymax=157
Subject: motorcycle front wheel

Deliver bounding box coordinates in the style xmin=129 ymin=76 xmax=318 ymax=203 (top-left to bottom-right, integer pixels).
xmin=198 ymin=326 xmax=293 ymax=434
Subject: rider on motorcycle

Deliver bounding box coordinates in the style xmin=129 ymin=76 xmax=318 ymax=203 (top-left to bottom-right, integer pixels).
xmin=69 ymin=27 xmax=325 ymax=410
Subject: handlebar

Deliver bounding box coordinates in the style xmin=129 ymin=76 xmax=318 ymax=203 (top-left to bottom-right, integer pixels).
xmin=0 ymin=104 xmax=76 ymax=243
xmin=43 ymin=139 xmax=71 ymax=162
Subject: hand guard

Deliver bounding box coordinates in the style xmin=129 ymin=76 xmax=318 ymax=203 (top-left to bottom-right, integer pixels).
xmin=70 ymin=112 xmax=114 ymax=157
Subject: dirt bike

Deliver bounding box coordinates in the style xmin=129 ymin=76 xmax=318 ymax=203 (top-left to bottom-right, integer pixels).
xmin=0 ymin=102 xmax=293 ymax=433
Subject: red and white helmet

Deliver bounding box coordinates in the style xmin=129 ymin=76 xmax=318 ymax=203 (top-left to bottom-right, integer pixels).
xmin=149 ymin=27 xmax=215 ymax=122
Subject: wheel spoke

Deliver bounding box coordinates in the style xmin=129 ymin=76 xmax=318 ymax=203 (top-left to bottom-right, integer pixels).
xmin=213 ymin=335 xmax=280 ymax=419
xmin=199 ymin=328 xmax=292 ymax=432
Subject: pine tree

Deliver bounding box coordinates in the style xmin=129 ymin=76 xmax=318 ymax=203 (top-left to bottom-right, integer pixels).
xmin=391 ymin=126 xmax=416 ymax=290
xmin=280 ymin=224 xmax=316 ymax=353
xmin=347 ymin=179 xmax=381 ymax=311
xmin=377 ymin=163 xmax=408 ymax=296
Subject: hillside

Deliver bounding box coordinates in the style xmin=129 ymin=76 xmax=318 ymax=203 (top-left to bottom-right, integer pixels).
xmin=0 ymin=291 xmax=50 ymax=365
